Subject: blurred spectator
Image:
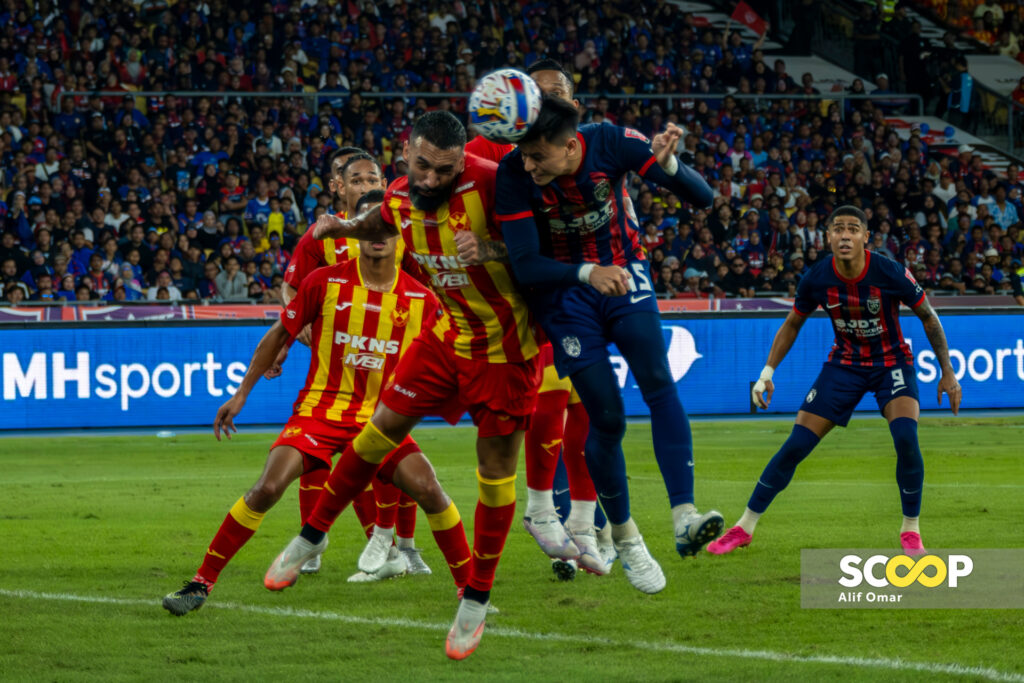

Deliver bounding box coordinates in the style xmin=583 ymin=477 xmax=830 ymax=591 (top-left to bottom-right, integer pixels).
xmin=215 ymin=256 xmax=248 ymax=302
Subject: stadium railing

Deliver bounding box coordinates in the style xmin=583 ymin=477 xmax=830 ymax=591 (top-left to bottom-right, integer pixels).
xmin=57 ymin=91 xmax=927 ymax=118
xmin=971 ymin=81 xmax=1022 ymax=153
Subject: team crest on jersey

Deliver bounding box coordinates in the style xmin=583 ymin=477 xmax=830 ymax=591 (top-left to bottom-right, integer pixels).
xmin=562 ymin=336 xmax=582 ymax=358
xmin=806 ymin=388 xmax=817 ymax=403
xmin=594 ymin=179 xmax=611 ymax=202
xmin=866 ymin=297 xmax=881 ymax=315
xmin=284 ymin=426 xmax=302 ymax=437
xmin=391 ymin=305 xmax=410 ymax=327
xmin=448 ymin=211 xmax=469 ymax=233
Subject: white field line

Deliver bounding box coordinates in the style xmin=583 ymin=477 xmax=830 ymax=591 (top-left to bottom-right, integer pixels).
xmin=2 ymin=474 xmax=1022 ymax=489
xmin=0 ymin=589 xmax=1021 ymax=682
xmin=626 ymin=476 xmax=1024 ymax=489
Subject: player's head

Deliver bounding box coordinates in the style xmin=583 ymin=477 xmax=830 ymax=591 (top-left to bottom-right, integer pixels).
xmin=516 ymin=95 xmax=581 ymax=186
xmin=527 ymin=59 xmax=578 ymax=108
xmin=328 ymin=146 xmax=365 ymax=202
xmin=355 ymin=189 xmax=397 ymax=260
xmin=404 ymin=111 xmax=466 ymax=211
xmin=826 ymin=205 xmax=870 ymax=263
xmin=340 ymin=153 xmax=385 ymax=210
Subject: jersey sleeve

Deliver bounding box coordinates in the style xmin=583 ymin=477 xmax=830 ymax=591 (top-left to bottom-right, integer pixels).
xmin=793 ymin=270 xmax=818 ymax=316
xmin=495 ymin=157 xmax=583 ymax=288
xmin=283 ymin=231 xmax=318 ymax=288
xmin=606 ymin=125 xmax=714 ymax=208
xmin=884 ymin=257 xmax=927 ymax=308
xmin=281 ymin=270 xmax=321 ymax=337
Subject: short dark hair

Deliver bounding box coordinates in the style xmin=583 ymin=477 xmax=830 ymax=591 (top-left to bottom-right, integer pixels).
xmin=328 ymin=147 xmax=366 ymax=177
xmin=341 ymin=152 xmax=381 ymax=178
xmin=519 ymin=94 xmax=579 ymax=146
xmin=354 ymin=189 xmax=386 ymax=214
xmin=527 ymin=59 xmax=575 ymax=95
xmin=827 ymin=205 xmax=869 ymax=230
xmin=410 ymin=111 xmax=466 ymax=150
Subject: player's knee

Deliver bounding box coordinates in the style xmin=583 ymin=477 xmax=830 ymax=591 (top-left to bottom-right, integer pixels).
xmin=246 ymin=479 xmax=287 ymax=511
xmin=889 ymin=418 xmax=920 ymax=456
xmin=407 ymin=475 xmax=447 ymax=515
xmin=589 ymin=407 xmax=626 ymax=441
xmin=640 ymin=380 xmax=678 ymax=406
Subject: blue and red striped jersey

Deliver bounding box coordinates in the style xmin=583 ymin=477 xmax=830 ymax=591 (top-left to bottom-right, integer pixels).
xmin=496 ymin=123 xmax=705 ymax=269
xmin=794 ymin=251 xmax=927 ymax=368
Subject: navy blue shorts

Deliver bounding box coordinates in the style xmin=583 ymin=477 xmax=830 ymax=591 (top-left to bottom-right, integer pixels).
xmin=799 ymin=362 xmax=919 ymax=427
xmin=532 ymin=262 xmax=660 ymax=377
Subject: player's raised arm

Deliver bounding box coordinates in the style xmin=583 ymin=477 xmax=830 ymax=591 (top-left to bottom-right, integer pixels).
xmin=912 ymin=298 xmax=962 ymax=415
xmin=613 ymin=122 xmax=714 ymax=209
xmin=311 ymin=201 xmax=396 ymax=241
xmin=752 ymin=310 xmax=809 ymax=409
xmin=213 ymin=321 xmax=293 ymax=440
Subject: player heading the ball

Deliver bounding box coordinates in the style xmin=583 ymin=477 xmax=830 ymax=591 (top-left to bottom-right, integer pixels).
xmin=495 ymin=94 xmax=722 ymax=595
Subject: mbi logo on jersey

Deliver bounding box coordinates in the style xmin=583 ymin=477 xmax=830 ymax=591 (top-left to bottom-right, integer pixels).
xmin=343 ymin=353 xmax=387 ymax=371
xmin=431 ymin=271 xmax=471 ymax=289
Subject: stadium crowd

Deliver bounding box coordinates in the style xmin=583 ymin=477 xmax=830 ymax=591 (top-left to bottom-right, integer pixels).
xmin=0 ymin=0 xmax=1022 ymax=305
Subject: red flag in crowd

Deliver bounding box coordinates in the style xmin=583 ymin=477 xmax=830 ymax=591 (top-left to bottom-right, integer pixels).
xmin=731 ymin=1 xmax=767 ymax=35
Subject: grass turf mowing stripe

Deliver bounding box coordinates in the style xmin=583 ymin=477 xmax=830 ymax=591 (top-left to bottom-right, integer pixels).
xmin=2 ymin=589 xmax=1021 ymax=682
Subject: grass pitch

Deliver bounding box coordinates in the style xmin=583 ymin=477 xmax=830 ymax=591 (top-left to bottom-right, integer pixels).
xmin=1 ymin=417 xmax=1022 ymax=682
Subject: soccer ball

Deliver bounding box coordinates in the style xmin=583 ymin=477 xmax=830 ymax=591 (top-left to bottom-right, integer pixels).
xmin=468 ymin=69 xmax=543 ymax=144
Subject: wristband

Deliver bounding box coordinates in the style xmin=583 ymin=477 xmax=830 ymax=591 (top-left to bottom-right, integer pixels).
xmin=759 ymin=366 xmax=774 ymax=382
xmin=662 ymin=154 xmax=679 ymax=175
xmin=578 ymin=263 xmax=596 ymax=285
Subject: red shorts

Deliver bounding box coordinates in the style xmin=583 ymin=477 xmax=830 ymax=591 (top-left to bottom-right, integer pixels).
xmin=382 ymin=331 xmax=541 ymax=438
xmin=271 ymin=415 xmax=421 ymax=483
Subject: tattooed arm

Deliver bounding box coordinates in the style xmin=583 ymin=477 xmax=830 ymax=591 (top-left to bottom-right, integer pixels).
xmin=913 ymin=298 xmax=962 ymax=415
xmin=453 ymin=230 xmax=509 ymax=265
xmin=311 ymin=202 xmax=398 ymax=241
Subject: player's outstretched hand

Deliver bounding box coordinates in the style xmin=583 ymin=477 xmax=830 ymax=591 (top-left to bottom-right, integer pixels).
xmin=651 ymin=123 xmax=684 ymax=160
xmin=938 ymin=371 xmax=962 ymax=415
xmin=264 ymin=344 xmax=289 ymax=379
xmin=312 ymin=213 xmax=346 ymax=240
xmin=653 ymin=123 xmax=684 ymax=171
xmin=588 ymin=265 xmax=631 ymax=296
xmin=752 ymin=377 xmax=775 ymax=409
xmin=453 ymin=229 xmax=485 ymax=265
xmin=213 ymin=396 xmax=243 ymax=441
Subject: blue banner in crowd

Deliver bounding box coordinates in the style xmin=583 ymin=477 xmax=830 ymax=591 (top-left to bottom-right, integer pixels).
xmin=615 ymin=313 xmax=1024 ymax=416
xmin=1 ymin=313 xmax=1022 ymax=429
xmin=0 ymin=326 xmax=312 ymax=429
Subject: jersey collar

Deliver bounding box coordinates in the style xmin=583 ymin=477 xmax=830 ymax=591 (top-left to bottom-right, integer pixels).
xmin=831 ymin=250 xmax=871 ymax=284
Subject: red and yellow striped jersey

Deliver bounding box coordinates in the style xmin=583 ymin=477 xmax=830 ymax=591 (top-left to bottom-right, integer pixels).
xmin=380 ymin=154 xmax=538 ymax=363
xmin=280 ymin=257 xmax=439 ymax=424
xmin=284 ymin=211 xmax=406 ymax=288
xmin=465 ymin=136 xmax=514 ymax=163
